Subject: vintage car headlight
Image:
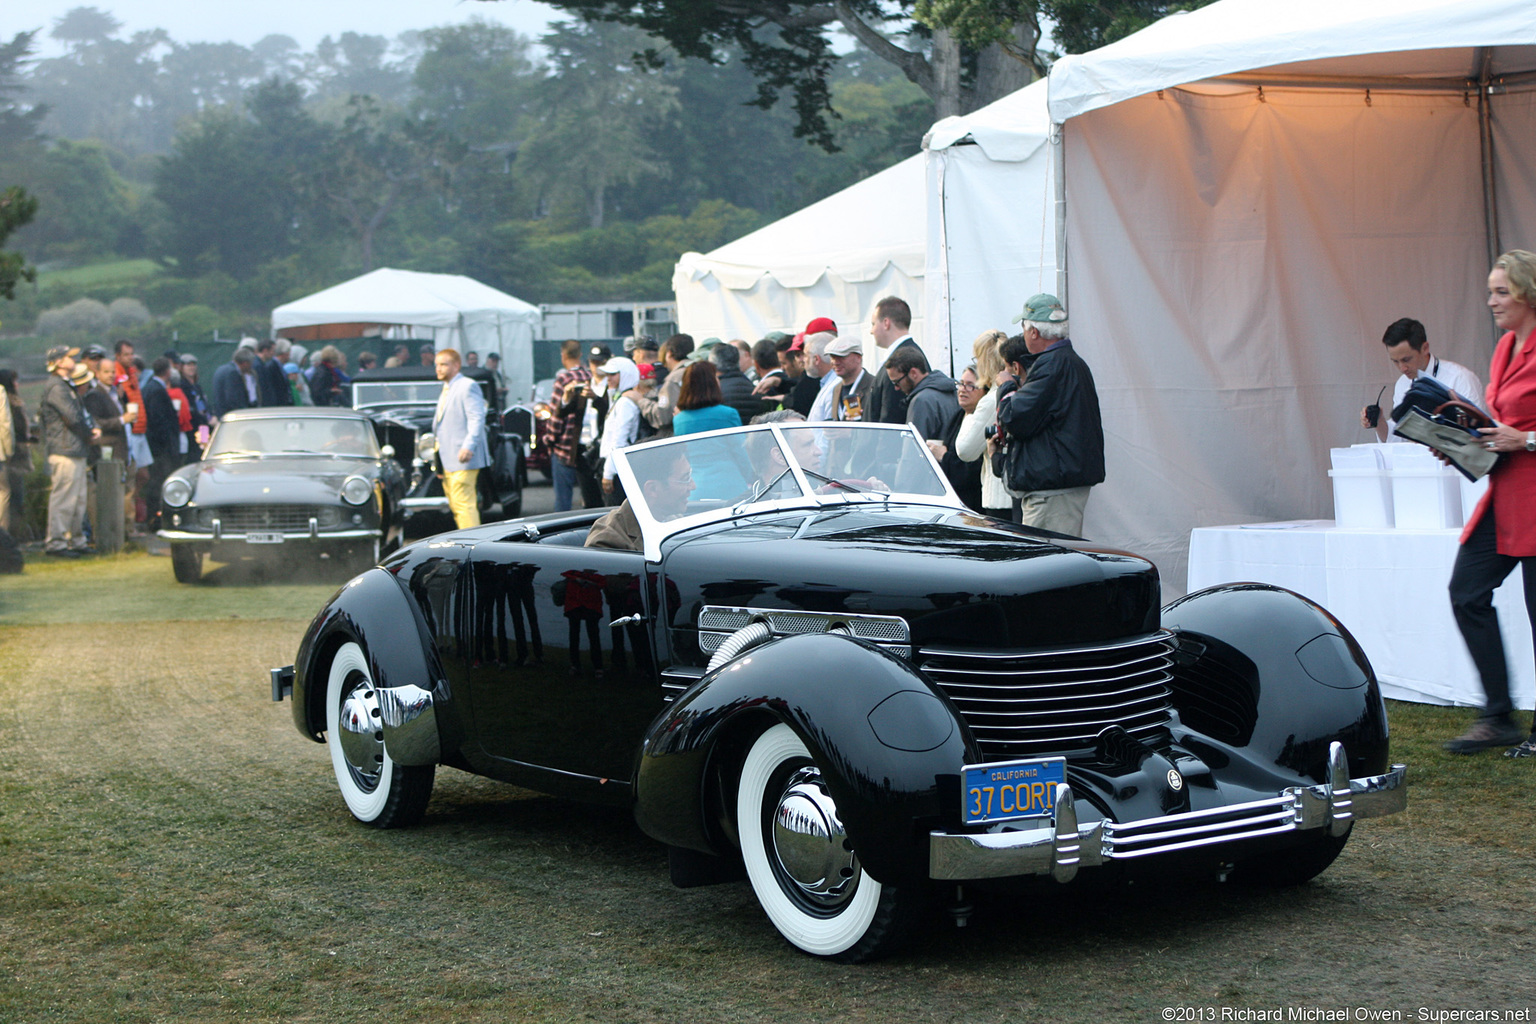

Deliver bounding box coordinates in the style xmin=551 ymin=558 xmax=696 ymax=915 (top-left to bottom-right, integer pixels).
xmin=162 ymin=477 xmax=192 ymax=507
xmin=415 ymin=432 xmax=438 ymax=464
xmin=341 ymin=475 xmax=373 ymax=506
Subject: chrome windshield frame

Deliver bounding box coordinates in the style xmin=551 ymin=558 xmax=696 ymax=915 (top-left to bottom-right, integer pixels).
xmin=610 ymin=421 xmax=967 ymax=562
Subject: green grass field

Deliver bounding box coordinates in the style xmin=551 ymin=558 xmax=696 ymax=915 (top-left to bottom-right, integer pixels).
xmin=36 ymin=258 xmax=163 ymax=290
xmin=0 ymin=550 xmax=1532 ymax=1022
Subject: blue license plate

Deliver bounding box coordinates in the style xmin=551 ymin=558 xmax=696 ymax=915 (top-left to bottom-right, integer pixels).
xmin=962 ymin=757 xmax=1068 ymax=825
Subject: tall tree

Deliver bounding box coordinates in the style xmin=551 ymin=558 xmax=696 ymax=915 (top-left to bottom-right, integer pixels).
xmin=0 ymin=31 xmax=48 ymax=149
xmin=517 ymin=21 xmax=680 ymax=229
xmin=491 ymin=0 xmax=1216 ymax=147
xmin=0 ymin=186 xmax=38 ymax=301
xmin=152 ymin=79 xmax=326 ymax=277
xmin=317 ymin=96 xmax=445 ymax=271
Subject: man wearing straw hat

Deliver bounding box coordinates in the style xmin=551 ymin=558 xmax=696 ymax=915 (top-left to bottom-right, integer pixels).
xmin=39 ymin=346 xmax=100 ymax=556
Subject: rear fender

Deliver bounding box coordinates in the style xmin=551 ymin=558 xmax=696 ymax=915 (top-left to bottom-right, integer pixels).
xmin=634 ymin=632 xmax=978 ymax=884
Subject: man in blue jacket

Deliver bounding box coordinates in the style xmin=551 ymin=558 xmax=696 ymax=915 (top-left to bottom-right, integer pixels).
xmin=996 ymin=294 xmax=1105 ymax=537
xmin=433 ymin=347 xmax=489 ymax=529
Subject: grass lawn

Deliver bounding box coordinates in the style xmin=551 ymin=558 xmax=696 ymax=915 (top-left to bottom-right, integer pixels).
xmin=36 ymin=258 xmax=163 ymax=290
xmin=0 ymin=551 xmax=1532 ymax=1022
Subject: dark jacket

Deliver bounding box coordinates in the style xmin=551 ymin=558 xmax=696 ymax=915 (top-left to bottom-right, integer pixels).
xmin=788 ymin=372 xmax=820 ymax=416
xmin=716 ymin=364 xmax=765 ymax=426
xmin=904 ymin=370 xmax=962 ymax=443
xmin=829 ymin=370 xmax=877 ymax=422
xmin=938 ymin=405 xmax=983 ymax=513
xmin=868 ymin=337 xmax=920 ymax=424
xmin=998 ymin=339 xmax=1105 ymax=494
xmin=210 ymin=361 xmax=253 ymax=418
xmin=309 ymin=363 xmax=346 ymax=407
xmin=140 ymin=375 xmax=183 ymax=462
xmin=39 ymin=374 xmax=95 ymax=459
xmin=257 ymin=356 xmax=292 ymax=407
xmin=82 ymin=382 xmax=127 ymax=457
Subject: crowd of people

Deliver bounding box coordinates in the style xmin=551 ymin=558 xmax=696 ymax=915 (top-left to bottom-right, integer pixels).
xmin=570 ymin=291 xmax=1107 ymax=545
xmin=0 ymin=334 xmax=495 ymax=561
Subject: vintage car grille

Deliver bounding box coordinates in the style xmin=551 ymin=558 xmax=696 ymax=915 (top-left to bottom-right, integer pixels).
xmin=195 ymin=505 xmax=343 ymax=531
xmin=918 ymin=633 xmax=1175 ymax=761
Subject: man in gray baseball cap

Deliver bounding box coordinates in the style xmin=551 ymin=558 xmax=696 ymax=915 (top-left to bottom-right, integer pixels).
xmin=995 ymin=293 xmax=1104 ymax=537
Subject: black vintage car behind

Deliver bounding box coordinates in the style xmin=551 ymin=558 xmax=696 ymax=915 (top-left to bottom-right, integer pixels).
xmin=274 ymin=423 xmax=1407 ymax=961
xmin=350 ymin=365 xmax=525 ymax=526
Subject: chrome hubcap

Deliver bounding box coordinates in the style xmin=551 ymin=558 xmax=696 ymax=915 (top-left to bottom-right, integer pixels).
xmin=337 ymin=678 xmax=385 ymax=790
xmin=771 ymin=767 xmax=858 ymax=908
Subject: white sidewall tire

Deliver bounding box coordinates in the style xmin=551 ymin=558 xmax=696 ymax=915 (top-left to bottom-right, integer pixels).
xmin=737 ymin=723 xmax=884 ymax=957
xmin=326 ymin=641 xmax=394 ymax=822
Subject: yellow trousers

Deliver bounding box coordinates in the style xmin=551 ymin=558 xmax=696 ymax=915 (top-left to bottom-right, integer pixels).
xmin=443 ymin=469 xmax=481 ymax=529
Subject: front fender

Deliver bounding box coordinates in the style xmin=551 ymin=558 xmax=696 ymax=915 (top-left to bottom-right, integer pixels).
xmin=1161 ymin=583 xmax=1391 ymax=782
xmin=292 ymin=567 xmax=449 ymax=757
xmin=634 ymin=632 xmax=979 ymax=885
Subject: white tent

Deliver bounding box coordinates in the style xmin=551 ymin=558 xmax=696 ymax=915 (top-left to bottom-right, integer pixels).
xmin=926 ymin=0 xmax=1536 ymax=594
xmin=673 ymin=154 xmax=926 ymax=351
xmin=922 ymin=78 xmax=1057 ymax=371
xmin=271 ymin=268 xmax=543 ymax=403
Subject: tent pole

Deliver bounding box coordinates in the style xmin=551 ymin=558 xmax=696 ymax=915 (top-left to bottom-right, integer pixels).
xmin=1477 ymin=48 xmax=1502 ymax=269
xmin=1052 ymin=122 xmax=1067 ymax=306
xmin=933 ymin=152 xmax=954 ymax=375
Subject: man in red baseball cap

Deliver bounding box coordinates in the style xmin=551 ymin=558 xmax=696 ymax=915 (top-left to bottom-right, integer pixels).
xmin=804 ymin=316 xmax=837 ymax=336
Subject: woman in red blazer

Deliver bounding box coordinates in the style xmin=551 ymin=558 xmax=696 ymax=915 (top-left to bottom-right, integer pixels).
xmin=1446 ymin=249 xmax=1536 ymax=756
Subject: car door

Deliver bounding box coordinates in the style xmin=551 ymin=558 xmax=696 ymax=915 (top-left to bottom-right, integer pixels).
xmin=456 ymin=526 xmax=663 ymax=785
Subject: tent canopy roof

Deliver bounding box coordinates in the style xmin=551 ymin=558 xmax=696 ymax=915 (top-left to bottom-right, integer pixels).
xmin=675 ymin=154 xmax=926 ymax=291
xmin=271 ymin=268 xmax=539 ymax=334
xmin=1048 ymin=0 xmax=1536 ymax=123
xmin=924 ymin=77 xmax=1052 ymax=162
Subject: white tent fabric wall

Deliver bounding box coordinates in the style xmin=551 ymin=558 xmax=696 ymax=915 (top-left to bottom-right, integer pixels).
xmin=673 ymin=154 xmax=926 ymax=362
xmin=1063 ymin=86 xmax=1498 ymax=591
xmin=910 ymin=0 xmax=1536 ymax=597
xmin=923 ymin=78 xmax=1057 ymax=373
xmin=271 ymin=268 xmax=542 ymax=404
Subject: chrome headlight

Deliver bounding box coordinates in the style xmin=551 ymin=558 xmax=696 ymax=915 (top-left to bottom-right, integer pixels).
xmin=415 ymin=432 xmax=438 ymax=463
xmin=162 ymin=477 xmax=192 ymax=507
xmin=341 ymin=475 xmax=373 ymax=506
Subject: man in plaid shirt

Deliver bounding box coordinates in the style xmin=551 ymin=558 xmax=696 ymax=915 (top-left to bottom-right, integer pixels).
xmin=549 ymin=339 xmax=592 ymax=511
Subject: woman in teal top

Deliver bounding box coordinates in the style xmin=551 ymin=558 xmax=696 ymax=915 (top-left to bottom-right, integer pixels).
xmin=671 ymin=362 xmax=747 ymax=500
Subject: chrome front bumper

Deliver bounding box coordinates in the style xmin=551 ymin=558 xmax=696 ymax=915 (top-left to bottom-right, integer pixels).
xmin=398 ymin=496 xmax=450 ymax=513
xmin=159 ymin=528 xmax=377 ymax=542
xmin=930 ymin=742 xmax=1407 ymax=881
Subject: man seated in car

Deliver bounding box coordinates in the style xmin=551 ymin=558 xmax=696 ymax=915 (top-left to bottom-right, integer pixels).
xmin=586 ymin=446 xmax=695 ymax=550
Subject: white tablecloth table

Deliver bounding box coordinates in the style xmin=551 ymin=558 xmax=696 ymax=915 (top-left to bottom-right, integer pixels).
xmin=1188 ymin=520 xmax=1534 ymax=708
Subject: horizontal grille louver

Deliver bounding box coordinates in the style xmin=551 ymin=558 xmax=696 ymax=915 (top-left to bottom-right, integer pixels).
xmin=1166 ymin=657 xmax=1258 ymax=747
xmin=920 ymin=634 xmax=1175 ymax=760
xmin=197 ymin=505 xmax=342 ymax=531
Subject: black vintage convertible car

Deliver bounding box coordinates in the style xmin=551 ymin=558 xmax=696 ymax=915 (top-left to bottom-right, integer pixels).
xmin=159 ymin=407 xmax=407 ymax=583
xmin=350 ymin=365 xmax=525 ymax=526
xmin=273 ymin=422 xmax=1407 ymax=961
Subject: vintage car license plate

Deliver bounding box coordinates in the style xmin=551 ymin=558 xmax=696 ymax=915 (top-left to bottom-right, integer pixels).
xmin=963 ymin=757 xmax=1067 ymax=825
xmin=246 ymin=532 xmax=286 ymax=544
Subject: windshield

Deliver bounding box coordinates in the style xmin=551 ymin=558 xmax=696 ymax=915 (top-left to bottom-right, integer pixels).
xmin=207 ymin=417 xmax=381 ymax=458
xmin=613 ymin=422 xmax=955 ymax=553
xmin=352 ymin=380 xmax=442 ymax=409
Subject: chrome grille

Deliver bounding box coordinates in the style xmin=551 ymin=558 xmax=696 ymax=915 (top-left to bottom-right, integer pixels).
xmin=919 ymin=633 xmax=1175 ymax=760
xmin=197 ymin=505 xmax=342 ymax=531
